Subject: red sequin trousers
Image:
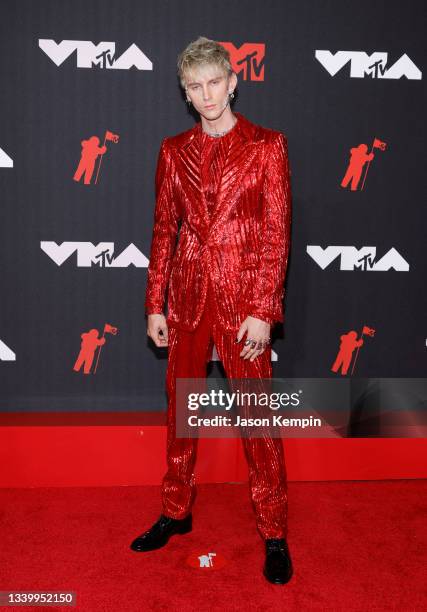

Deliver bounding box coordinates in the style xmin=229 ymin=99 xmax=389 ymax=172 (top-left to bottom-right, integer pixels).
xmin=161 ymin=276 xmax=288 ymax=540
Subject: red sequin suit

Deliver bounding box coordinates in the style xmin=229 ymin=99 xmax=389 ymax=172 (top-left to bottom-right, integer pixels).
xmin=145 ymin=111 xmax=292 ymax=539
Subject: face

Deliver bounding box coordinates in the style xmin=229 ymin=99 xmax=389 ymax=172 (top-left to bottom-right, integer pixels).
xmin=184 ymin=64 xmax=237 ymax=120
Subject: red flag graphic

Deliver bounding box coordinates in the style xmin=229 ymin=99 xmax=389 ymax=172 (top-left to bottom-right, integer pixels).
xmin=104 ymin=323 xmax=118 ymax=335
xmin=362 ymin=326 xmax=375 ymax=337
xmin=105 ymin=130 xmax=120 ymax=143
xmin=373 ymin=138 xmax=386 ymax=150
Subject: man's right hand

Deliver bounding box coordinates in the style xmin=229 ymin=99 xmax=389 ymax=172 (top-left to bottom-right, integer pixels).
xmin=147 ymin=313 xmax=169 ymax=347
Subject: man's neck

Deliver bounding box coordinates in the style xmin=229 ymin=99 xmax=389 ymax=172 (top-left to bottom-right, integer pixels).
xmin=200 ymin=109 xmax=237 ymax=135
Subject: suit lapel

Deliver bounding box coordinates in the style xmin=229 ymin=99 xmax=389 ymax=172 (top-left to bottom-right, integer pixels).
xmin=174 ymin=111 xmax=264 ymax=242
xmin=174 ymin=129 xmax=209 ymax=236
xmin=208 ymin=132 xmax=260 ymax=243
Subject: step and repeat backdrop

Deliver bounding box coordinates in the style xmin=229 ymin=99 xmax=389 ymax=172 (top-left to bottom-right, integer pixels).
xmin=0 ymin=1 xmax=425 ymax=433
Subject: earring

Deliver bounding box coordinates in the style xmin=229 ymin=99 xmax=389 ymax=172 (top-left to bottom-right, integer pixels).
xmin=229 ymin=91 xmax=235 ymax=99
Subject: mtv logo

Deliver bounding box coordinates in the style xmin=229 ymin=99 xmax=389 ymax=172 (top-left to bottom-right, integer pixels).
xmin=39 ymin=40 xmax=153 ymax=70
xmin=307 ymin=245 xmax=409 ymax=271
xmin=40 ymin=241 xmax=149 ymax=267
xmin=315 ymin=50 xmax=422 ymax=80
xmin=220 ymin=42 xmax=265 ymax=81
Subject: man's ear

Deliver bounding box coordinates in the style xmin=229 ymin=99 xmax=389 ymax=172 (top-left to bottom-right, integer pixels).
xmin=231 ymin=71 xmax=238 ymax=91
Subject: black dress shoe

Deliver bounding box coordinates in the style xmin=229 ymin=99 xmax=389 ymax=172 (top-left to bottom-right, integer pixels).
xmin=263 ymin=538 xmax=293 ymax=584
xmin=130 ymin=513 xmax=192 ymax=552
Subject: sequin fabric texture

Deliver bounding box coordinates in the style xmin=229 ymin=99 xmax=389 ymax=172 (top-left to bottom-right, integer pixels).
xmin=162 ymin=281 xmax=289 ymax=539
xmin=144 ymin=111 xmax=292 ymax=334
xmin=155 ymin=115 xmax=290 ymax=540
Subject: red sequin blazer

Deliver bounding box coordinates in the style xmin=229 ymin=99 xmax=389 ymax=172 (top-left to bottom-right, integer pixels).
xmin=145 ymin=111 xmax=292 ymax=335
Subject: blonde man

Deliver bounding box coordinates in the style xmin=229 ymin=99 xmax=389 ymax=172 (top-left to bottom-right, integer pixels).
xmin=131 ymin=36 xmax=293 ymax=585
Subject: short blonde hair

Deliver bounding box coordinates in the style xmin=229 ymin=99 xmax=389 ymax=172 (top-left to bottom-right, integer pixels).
xmin=177 ymin=36 xmax=233 ymax=89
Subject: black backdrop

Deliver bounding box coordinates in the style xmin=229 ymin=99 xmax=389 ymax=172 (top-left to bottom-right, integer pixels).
xmin=0 ymin=0 xmax=425 ymax=417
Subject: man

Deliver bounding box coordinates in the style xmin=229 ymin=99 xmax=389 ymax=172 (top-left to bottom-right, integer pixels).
xmin=130 ymin=36 xmax=293 ymax=585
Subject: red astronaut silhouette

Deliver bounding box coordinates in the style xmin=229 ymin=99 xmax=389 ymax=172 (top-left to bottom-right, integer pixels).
xmin=341 ymin=138 xmax=386 ymax=191
xmin=73 ymin=328 xmax=106 ymax=375
xmin=341 ymin=144 xmax=374 ymax=191
xmin=331 ymin=331 xmax=364 ymax=376
xmin=73 ymin=136 xmax=107 ymax=185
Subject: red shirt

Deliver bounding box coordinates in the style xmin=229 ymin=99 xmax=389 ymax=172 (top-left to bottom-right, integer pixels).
xmin=200 ymin=124 xmax=237 ymax=222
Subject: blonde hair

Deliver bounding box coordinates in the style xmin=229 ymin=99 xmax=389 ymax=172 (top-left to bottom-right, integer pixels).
xmin=177 ymin=36 xmax=233 ymax=90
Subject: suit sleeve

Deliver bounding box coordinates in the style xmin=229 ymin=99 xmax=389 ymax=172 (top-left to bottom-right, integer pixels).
xmin=144 ymin=137 xmax=181 ymax=316
xmin=249 ymin=131 xmax=292 ymax=326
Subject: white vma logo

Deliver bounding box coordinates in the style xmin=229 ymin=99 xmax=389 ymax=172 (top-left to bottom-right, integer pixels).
xmin=315 ymin=51 xmax=422 ymax=79
xmin=38 ymin=40 xmax=153 ymax=70
xmin=0 ymin=339 xmax=16 ymax=361
xmin=0 ymin=146 xmax=13 ymax=168
xmin=40 ymin=242 xmax=149 ymax=267
xmin=307 ymin=246 xmax=410 ymax=271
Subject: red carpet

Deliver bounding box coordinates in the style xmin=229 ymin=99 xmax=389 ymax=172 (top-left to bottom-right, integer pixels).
xmin=0 ymin=481 xmax=425 ymax=611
